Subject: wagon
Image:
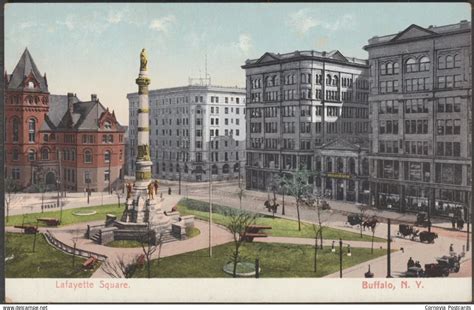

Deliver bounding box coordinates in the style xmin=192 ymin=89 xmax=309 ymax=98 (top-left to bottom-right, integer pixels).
xmin=346 ymin=214 xmax=362 ymax=227
xmin=397 ymin=224 xmax=419 ymax=240
xmin=424 ymin=263 xmax=449 ymax=277
xmin=436 ymin=255 xmax=460 ymax=273
xmin=402 ymin=266 xmax=424 ymax=278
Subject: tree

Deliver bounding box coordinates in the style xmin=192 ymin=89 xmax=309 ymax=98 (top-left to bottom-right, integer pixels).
xmin=114 ymin=189 xmax=124 ymax=209
xmin=140 ymin=224 xmax=162 ymax=279
xmin=5 ymin=177 xmax=20 ymax=223
xmin=279 ymin=169 xmax=312 ymax=231
xmin=34 ymin=182 xmax=47 ymax=213
xmin=224 ymin=210 xmax=258 ymax=278
xmin=357 ymin=203 xmax=370 ymax=238
xmin=101 ymin=255 xmax=141 ymax=278
xmin=237 ymin=182 xmax=245 ymax=210
xmin=304 ymin=192 xmax=333 ymax=273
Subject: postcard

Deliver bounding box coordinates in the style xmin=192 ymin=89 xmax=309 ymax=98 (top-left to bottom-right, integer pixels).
xmin=2 ymin=2 xmax=472 ymax=303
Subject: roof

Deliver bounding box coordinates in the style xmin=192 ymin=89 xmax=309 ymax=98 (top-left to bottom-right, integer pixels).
xmin=242 ymin=50 xmax=368 ymax=69
xmin=365 ymin=21 xmax=471 ymax=49
xmin=7 ymin=48 xmax=48 ymax=92
xmin=43 ymin=94 xmax=125 ymax=132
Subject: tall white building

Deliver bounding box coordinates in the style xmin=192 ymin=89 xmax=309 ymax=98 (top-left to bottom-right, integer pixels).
xmin=127 ymin=85 xmax=246 ymax=182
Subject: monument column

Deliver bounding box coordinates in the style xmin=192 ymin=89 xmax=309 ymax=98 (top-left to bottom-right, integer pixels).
xmin=135 ymin=48 xmax=152 ymax=190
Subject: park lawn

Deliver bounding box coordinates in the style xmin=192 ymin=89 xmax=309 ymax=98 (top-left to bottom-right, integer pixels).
xmin=5 ymin=203 xmax=124 ymax=227
xmin=177 ymin=199 xmax=385 ymax=242
xmin=5 ymin=233 xmax=98 ymax=278
xmin=134 ymin=242 xmax=387 ymax=278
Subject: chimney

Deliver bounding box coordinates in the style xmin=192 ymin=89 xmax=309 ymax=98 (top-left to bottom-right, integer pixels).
xmin=91 ymin=94 xmax=97 ymax=101
xmin=67 ymin=92 xmax=74 ymax=113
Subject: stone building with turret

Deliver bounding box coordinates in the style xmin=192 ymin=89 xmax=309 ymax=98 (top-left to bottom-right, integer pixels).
xmin=5 ymin=48 xmax=126 ymax=192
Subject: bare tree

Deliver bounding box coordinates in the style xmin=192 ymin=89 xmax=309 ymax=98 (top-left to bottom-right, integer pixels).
xmin=101 ymin=255 xmax=141 ymax=278
xmin=279 ymin=169 xmax=312 ymax=231
xmin=304 ymin=192 xmax=333 ymax=273
xmin=224 ymin=210 xmax=258 ymax=278
xmin=237 ymin=183 xmax=245 ymax=210
xmin=140 ymin=224 xmax=162 ymax=279
xmin=5 ymin=177 xmax=20 ymax=223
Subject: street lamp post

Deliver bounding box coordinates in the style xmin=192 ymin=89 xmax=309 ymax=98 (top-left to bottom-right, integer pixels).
xmin=387 ymin=218 xmax=392 ymax=278
xmin=86 ymin=179 xmax=90 ymax=204
xmin=108 ymin=157 xmax=112 ymax=195
xmin=339 ymin=238 xmax=343 ymax=278
xmin=467 ymin=203 xmax=470 ymax=252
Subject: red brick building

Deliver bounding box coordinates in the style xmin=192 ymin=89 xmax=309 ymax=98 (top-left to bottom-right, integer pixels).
xmin=5 ymin=48 xmax=126 ymax=192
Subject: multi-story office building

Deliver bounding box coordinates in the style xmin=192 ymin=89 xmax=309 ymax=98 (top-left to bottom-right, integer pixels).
xmin=242 ymin=50 xmax=370 ymax=202
xmin=127 ymin=85 xmax=246 ymax=182
xmin=364 ymin=21 xmax=471 ymax=218
xmin=5 ymin=48 xmax=126 ymax=192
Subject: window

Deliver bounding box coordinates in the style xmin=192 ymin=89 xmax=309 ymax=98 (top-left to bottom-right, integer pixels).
xmin=104 ymin=150 xmax=111 ymax=163
xmin=12 ymin=118 xmax=19 ymax=142
xmin=405 ymin=58 xmax=417 ymax=72
xmin=41 ymin=148 xmax=49 ymax=160
xmin=419 ymin=56 xmax=430 ymax=71
xmin=446 ymin=55 xmax=454 ymax=69
xmin=84 ymin=150 xmax=92 ymax=163
xmin=28 ymin=119 xmax=36 ymax=142
xmin=28 ymin=149 xmax=36 ymax=161
xmin=104 ymin=121 xmax=112 ymax=129
xmin=454 ymin=54 xmax=461 ymax=68
xmin=225 ymin=107 xmax=229 ymax=114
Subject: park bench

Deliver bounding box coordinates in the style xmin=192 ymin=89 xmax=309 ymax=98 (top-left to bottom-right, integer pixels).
xmin=37 ymin=218 xmax=60 ymax=226
xmin=241 ymin=225 xmax=272 ymax=242
xmin=83 ymin=257 xmax=97 ymax=269
xmin=14 ymin=225 xmax=39 ymax=234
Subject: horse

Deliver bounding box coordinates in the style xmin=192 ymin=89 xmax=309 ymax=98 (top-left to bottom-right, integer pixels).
xmin=363 ymin=217 xmax=378 ymax=232
xmin=264 ymin=200 xmax=279 ymax=213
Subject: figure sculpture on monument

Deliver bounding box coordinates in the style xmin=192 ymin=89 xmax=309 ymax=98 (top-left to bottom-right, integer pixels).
xmin=147 ymin=182 xmax=155 ymax=200
xmin=140 ymin=48 xmax=148 ymax=71
xmin=126 ymin=182 xmax=132 ymax=199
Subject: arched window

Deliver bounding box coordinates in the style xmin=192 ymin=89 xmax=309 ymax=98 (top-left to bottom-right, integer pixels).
xmin=454 ymin=54 xmax=461 ymax=68
xmin=438 ymin=56 xmax=446 ymax=69
xmin=233 ymin=163 xmax=240 ymax=173
xmin=104 ymin=150 xmax=111 ymax=163
xmin=446 ymin=55 xmax=454 ymax=68
xmin=419 ymin=56 xmax=430 ymax=71
xmin=393 ymin=62 xmax=400 ymax=74
xmin=34 ymin=96 xmax=40 ymax=105
xmin=333 ymin=75 xmax=339 ymax=86
xmin=104 ymin=121 xmax=112 ymax=130
xmin=386 ymin=62 xmax=393 ymax=75
xmin=405 ymin=58 xmax=417 ymax=72
xmin=326 ymin=74 xmax=332 ymax=85
xmin=84 ymin=150 xmax=93 ymax=163
xmin=41 ymin=148 xmax=49 ymax=160
xmin=27 ymin=81 xmax=34 ymax=88
xmin=12 ymin=118 xmax=19 ymax=142
xmin=380 ymin=63 xmax=387 ymax=75
xmin=336 ymin=157 xmax=344 ymax=173
xmin=28 ymin=119 xmax=36 ymax=142
xmin=272 ymin=75 xmax=277 ymax=86
xmin=212 ymin=164 xmax=218 ymax=175
xmin=362 ymin=158 xmax=369 ymax=176
xmin=223 ymin=164 xmax=229 ymax=174
xmin=27 ymin=96 xmax=34 ymax=105
xmin=71 ymin=149 xmax=76 ymax=161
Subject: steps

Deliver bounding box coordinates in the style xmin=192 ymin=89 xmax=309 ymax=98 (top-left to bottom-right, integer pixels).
xmin=90 ymin=231 xmax=101 ymax=243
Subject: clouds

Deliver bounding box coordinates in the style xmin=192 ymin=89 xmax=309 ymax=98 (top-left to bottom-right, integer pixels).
xmin=106 ymin=11 xmax=123 ymax=24
xmin=237 ymin=34 xmax=252 ymax=54
xmin=287 ymin=9 xmax=356 ymax=35
xmin=149 ymin=15 xmax=176 ymax=33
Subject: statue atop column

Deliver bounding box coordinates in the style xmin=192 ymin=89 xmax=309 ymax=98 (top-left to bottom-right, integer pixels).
xmin=140 ymin=48 xmax=148 ymax=71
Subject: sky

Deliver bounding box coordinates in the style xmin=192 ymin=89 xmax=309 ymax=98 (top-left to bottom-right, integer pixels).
xmin=5 ymin=3 xmax=470 ymax=125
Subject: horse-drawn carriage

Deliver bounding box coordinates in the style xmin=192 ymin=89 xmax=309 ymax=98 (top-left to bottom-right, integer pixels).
xmin=397 ymin=224 xmax=419 ymax=240
xmin=424 ymin=254 xmax=461 ymax=277
xmin=346 ymin=214 xmax=363 ymax=227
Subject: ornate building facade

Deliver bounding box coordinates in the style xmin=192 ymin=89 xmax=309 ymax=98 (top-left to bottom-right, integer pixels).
xmin=127 ymin=85 xmax=246 ymax=182
xmin=5 ymin=48 xmax=126 ymax=192
xmin=242 ymin=50 xmax=370 ymax=201
xmin=364 ymin=21 xmax=472 ymax=218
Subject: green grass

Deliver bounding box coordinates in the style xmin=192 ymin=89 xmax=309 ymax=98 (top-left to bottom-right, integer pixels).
xmin=134 ymin=242 xmax=387 ymax=278
xmin=5 ymin=233 xmax=99 ymax=278
xmin=177 ymin=199 xmax=385 ymax=242
xmin=5 ymin=204 xmax=124 ymax=227
xmin=186 ymin=227 xmax=201 ymax=238
xmin=106 ymin=240 xmax=143 ymax=248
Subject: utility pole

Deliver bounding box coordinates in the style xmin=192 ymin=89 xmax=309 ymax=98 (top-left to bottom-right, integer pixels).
xmin=208 ymin=127 xmax=213 ymax=257
xmin=108 ymin=155 xmax=112 ymax=195
xmin=387 ymin=219 xmax=392 ymax=278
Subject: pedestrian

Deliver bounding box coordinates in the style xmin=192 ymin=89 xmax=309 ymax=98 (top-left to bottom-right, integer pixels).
xmin=168 ymin=187 xmax=172 ymax=195
xmin=407 ymin=257 xmax=415 ymax=269
xmin=449 ymin=244 xmax=454 ymax=253
xmin=451 ymin=217 xmax=456 ymax=229
xmin=154 ymin=180 xmax=159 ymax=195
xmin=414 ymin=261 xmax=421 ymax=268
